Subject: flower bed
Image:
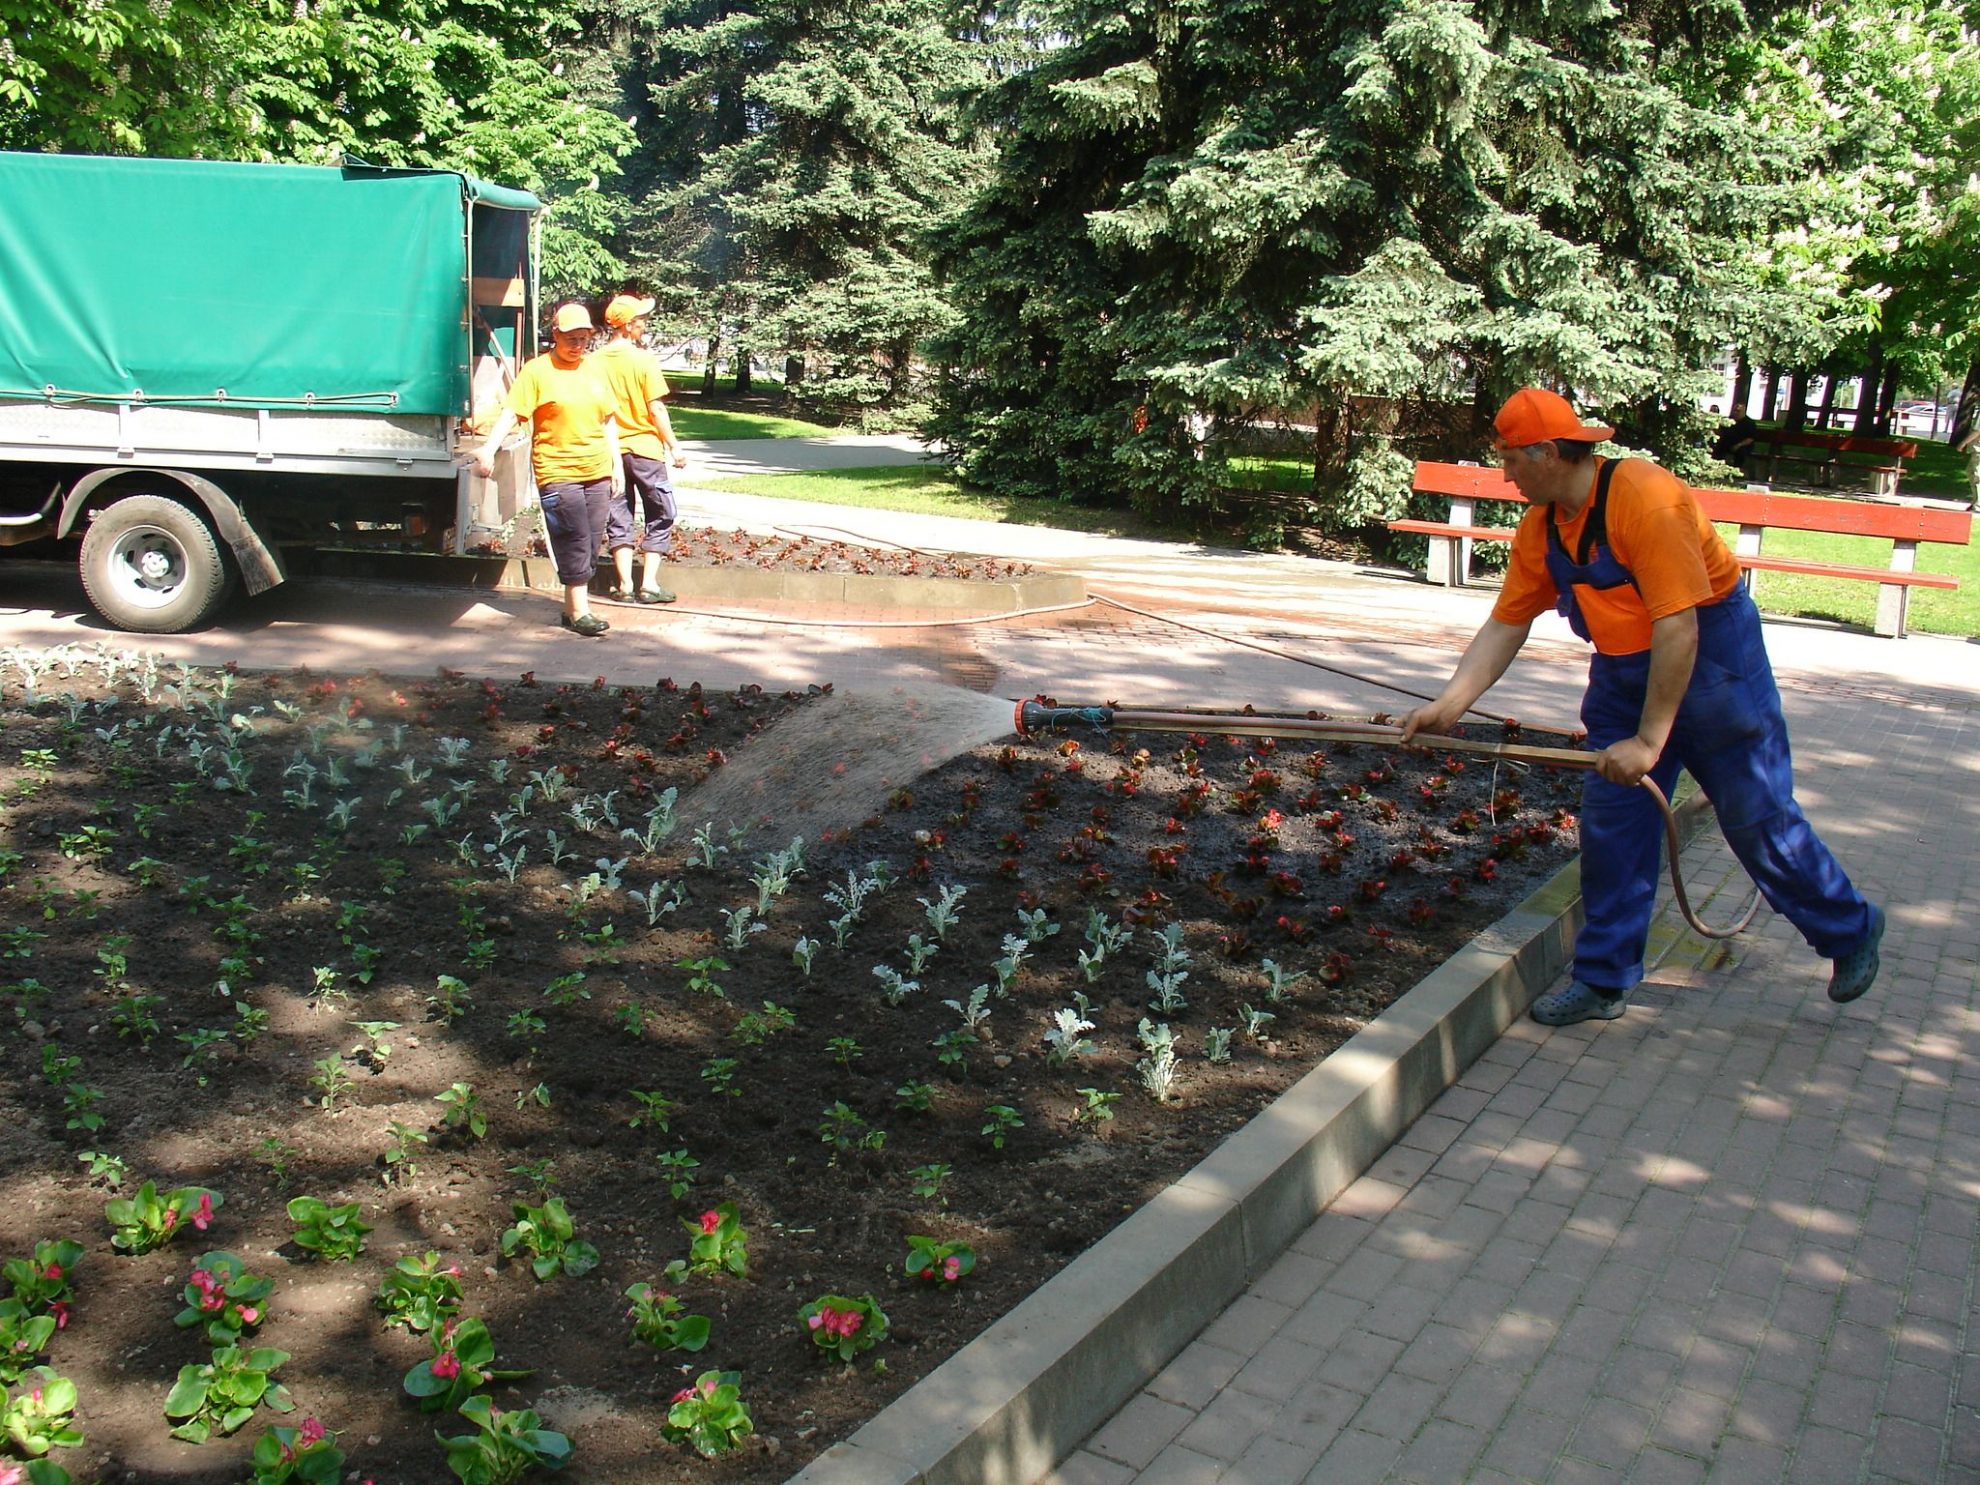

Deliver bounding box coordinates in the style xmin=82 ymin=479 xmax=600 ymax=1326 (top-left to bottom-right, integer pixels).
xmin=0 ymin=646 xmax=1578 ymax=1482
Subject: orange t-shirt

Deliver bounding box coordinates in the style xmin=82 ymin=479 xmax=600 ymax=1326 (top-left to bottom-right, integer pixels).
xmin=1492 ymin=457 xmax=1743 ymax=655
xmin=592 ymin=340 xmax=672 ymax=460
xmin=505 ymin=353 xmax=616 ymax=485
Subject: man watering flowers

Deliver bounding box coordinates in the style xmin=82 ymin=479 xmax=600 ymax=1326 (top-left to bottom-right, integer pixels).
xmin=1400 ymin=388 xmax=1883 ymax=1026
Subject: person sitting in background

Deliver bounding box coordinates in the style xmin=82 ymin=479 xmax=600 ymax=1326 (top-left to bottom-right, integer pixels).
xmin=1712 ymin=410 xmax=1759 ymax=469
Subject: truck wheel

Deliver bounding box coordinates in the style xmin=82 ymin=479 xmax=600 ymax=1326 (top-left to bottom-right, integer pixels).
xmin=78 ymin=494 xmax=237 ymax=633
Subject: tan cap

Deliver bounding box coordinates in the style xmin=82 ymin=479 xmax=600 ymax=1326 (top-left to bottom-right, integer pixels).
xmin=551 ymin=303 xmax=594 ymax=334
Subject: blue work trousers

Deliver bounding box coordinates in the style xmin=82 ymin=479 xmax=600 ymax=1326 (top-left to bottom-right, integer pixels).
xmin=1574 ymin=587 xmax=1872 ymax=991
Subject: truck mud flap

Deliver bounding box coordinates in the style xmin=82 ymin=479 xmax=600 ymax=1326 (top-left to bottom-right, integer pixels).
xmin=59 ymin=467 xmax=286 ymax=594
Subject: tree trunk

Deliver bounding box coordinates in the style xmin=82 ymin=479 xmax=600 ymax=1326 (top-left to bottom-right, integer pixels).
xmin=735 ymin=349 xmax=753 ymax=395
xmin=701 ymin=332 xmax=723 ymax=397
xmin=1759 ymin=367 xmax=1780 ymax=421
xmin=1951 ymin=358 xmax=1980 ymax=453
xmin=1782 ymin=371 xmax=1809 ymax=431
xmin=1874 ymin=362 xmax=1901 ymax=435
xmin=1313 ymin=389 xmax=1352 ymax=482
xmin=1729 ymin=355 xmax=1753 ymax=418
xmin=1814 ymin=365 xmax=1841 ymax=429
xmin=783 ymin=355 xmax=805 ymax=389
xmin=1858 ymin=345 xmax=1885 ymax=434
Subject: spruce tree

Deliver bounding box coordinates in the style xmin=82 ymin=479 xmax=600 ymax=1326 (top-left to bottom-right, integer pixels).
xmin=929 ymin=0 xmax=1818 ymax=527
xmin=583 ymin=0 xmax=993 ymax=410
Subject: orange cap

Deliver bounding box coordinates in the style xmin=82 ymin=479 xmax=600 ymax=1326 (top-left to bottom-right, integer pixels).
xmin=551 ymin=303 xmax=594 ymax=334
xmin=604 ymin=294 xmax=655 ymax=328
xmin=1493 ymin=387 xmax=1614 ymax=449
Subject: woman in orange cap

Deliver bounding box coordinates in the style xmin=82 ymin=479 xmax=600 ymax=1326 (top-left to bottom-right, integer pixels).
xmin=1402 ymin=388 xmax=1883 ymax=1025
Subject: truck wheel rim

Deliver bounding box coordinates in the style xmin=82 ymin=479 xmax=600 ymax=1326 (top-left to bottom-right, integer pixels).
xmin=105 ymin=525 xmax=190 ymax=609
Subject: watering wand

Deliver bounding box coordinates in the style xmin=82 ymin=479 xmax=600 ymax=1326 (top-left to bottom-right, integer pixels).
xmin=1010 ymin=699 xmax=1758 ymax=941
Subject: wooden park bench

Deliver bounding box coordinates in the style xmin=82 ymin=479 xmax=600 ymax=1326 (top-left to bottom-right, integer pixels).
xmin=1389 ymin=460 xmax=1972 ymax=638
xmin=1745 ymin=428 xmax=1918 ymax=497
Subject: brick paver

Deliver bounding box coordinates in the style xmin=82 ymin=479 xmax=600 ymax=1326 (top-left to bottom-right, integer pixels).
xmin=1049 ymin=680 xmax=1980 ymax=1482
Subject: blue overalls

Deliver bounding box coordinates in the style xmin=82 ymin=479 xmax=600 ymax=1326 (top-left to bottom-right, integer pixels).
xmin=1549 ymin=462 xmax=1873 ymax=992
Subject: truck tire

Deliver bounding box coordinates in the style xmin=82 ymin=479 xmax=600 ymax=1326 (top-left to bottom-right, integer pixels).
xmin=78 ymin=494 xmax=237 ymax=633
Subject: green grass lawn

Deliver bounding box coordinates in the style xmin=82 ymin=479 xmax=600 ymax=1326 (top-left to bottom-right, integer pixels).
xmin=666 ymin=402 xmax=843 ymax=441
xmin=1713 ymin=523 xmax=1978 ymax=636
xmin=690 ymin=463 xmax=1186 ymax=538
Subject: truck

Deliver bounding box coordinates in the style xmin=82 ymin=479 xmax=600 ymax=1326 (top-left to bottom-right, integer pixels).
xmin=0 ymin=151 xmax=543 ymax=632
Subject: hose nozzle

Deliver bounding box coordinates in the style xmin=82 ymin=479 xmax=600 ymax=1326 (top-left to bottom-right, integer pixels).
xmin=1013 ymin=699 xmax=1115 ymax=737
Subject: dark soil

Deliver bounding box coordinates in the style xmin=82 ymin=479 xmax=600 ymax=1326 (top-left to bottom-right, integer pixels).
xmin=659 ymin=528 xmax=1036 ymax=582
xmin=0 ymin=645 xmax=1580 ymax=1484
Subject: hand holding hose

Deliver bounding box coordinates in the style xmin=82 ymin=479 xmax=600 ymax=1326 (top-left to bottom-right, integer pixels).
xmin=1595 ymin=735 xmax=1661 ymax=787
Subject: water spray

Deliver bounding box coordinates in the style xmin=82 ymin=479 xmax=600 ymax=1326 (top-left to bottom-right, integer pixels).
xmin=1011 ymin=697 xmax=1758 ymax=941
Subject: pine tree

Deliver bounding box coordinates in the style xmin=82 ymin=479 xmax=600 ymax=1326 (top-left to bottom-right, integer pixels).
xmin=929 ymin=0 xmax=1816 ymax=527
xmin=582 ymin=0 xmax=993 ymax=409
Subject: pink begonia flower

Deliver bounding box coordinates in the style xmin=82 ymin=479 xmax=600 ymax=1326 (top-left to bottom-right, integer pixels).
xmin=162 ymin=1208 xmax=179 ymax=1230
xmin=430 ymin=1350 xmax=462 ymax=1380
xmin=192 ymin=1193 xmax=215 ymax=1231
xmin=49 ymin=1301 xmax=69 ymax=1330
xmin=806 ymin=1313 xmax=824 ymax=1331
xmin=671 ymin=1387 xmax=697 ymax=1404
xmin=236 ymin=1305 xmax=258 ymax=1325
xmin=699 ymin=1210 xmax=721 ymax=1235
xmin=943 ymin=1257 xmax=961 ymax=1281
xmin=0 ymin=1462 xmax=25 ymax=1485
xmin=43 ymin=1263 xmax=61 ymax=1280
xmin=298 ymin=1417 xmax=326 ymax=1445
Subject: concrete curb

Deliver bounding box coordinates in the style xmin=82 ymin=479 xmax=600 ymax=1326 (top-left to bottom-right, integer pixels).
xmin=788 ymin=791 xmax=1715 ymax=1485
xmin=302 ymin=550 xmax=1087 ymax=614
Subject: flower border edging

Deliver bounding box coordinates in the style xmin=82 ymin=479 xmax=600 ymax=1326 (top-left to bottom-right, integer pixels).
xmin=787 ymin=789 xmax=1714 ymax=1485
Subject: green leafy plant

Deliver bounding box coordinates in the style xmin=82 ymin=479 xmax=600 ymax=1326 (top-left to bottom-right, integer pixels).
xmin=624 ymin=1283 xmax=712 ymax=1354
xmin=163 ymin=1344 xmax=294 ymax=1443
xmin=286 ymin=1197 xmax=371 ymax=1261
xmin=626 ymin=1089 xmax=677 ymax=1133
xmin=799 ymin=1294 xmax=889 ymax=1362
xmin=382 ymin=1122 xmax=428 ymax=1185
xmin=104 ymin=1183 xmax=219 ymax=1254
xmin=1074 ymin=1087 xmax=1122 ymax=1123
xmin=654 ymin=1149 xmax=698 ymax=1200
xmin=660 ymin=1370 xmax=753 ymax=1459
xmin=981 ymin=1102 xmax=1025 ymax=1149
xmin=174 ymin=1251 xmax=273 ymax=1345
xmin=1 ymin=1365 xmax=83 ymax=1458
xmin=673 ymin=1203 xmax=748 ymax=1279
xmin=499 ymin=1197 xmax=599 ymax=1281
xmin=75 ymin=1150 xmax=125 ymax=1187
xmin=4 ymin=1240 xmax=80 ymax=1321
xmin=427 ymin=974 xmax=474 ymax=1025
xmin=436 ymin=1083 xmax=488 ymax=1141
xmin=308 ymin=1056 xmax=352 ymax=1112
xmin=904 ymin=1235 xmax=977 ymax=1287
xmin=0 ymin=1302 xmax=58 ymax=1384
xmin=437 ymin=1394 xmax=572 ymax=1484
xmin=909 ymin=1162 xmax=952 ymax=1205
xmin=677 ymin=955 xmax=729 ymax=998
xmin=248 ymin=1417 xmax=345 ymax=1484
xmin=376 ymin=1252 xmax=465 ymax=1334
xmin=404 ymin=1318 xmax=529 ymax=1415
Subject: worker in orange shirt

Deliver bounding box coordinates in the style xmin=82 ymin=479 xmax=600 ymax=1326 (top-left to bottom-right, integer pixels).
xmin=471 ymin=302 xmax=622 ymax=637
xmin=1402 ymin=389 xmax=1883 ymax=1025
xmin=595 ymin=293 xmax=688 ymax=605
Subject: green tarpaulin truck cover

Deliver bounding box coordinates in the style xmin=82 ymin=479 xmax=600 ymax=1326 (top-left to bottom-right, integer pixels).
xmin=0 ymin=153 xmax=540 ymax=416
